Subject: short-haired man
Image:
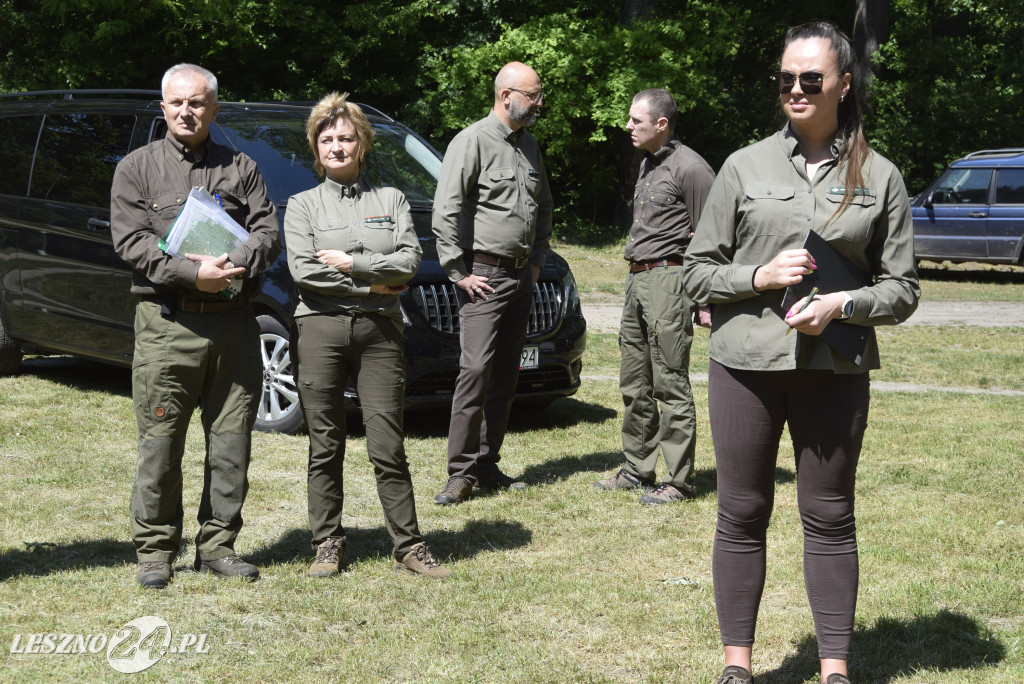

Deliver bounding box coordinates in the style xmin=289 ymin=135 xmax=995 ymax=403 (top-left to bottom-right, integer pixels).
xmin=432 ymin=61 xmax=553 ymax=505
xmin=111 ymin=63 xmax=281 ymax=588
xmin=596 ymin=88 xmax=714 ymax=504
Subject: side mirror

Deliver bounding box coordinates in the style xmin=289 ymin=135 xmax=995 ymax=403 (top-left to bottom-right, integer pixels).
xmin=924 ymin=192 xmax=935 ymax=208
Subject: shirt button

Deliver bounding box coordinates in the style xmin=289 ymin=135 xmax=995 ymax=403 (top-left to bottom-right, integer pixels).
xmin=767 ymin=190 xmax=772 ymax=195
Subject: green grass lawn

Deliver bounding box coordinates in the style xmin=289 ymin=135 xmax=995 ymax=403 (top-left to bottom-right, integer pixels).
xmin=1 ymin=251 xmax=1022 ymax=683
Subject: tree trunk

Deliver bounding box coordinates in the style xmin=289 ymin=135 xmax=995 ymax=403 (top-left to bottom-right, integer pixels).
xmin=853 ymin=0 xmax=892 ymax=113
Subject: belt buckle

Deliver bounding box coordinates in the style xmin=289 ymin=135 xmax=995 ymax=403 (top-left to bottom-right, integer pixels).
xmin=514 ymin=256 xmax=528 ymax=269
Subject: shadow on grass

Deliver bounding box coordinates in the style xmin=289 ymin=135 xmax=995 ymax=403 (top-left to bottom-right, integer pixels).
xmin=758 ymin=609 xmax=1005 ymax=683
xmin=19 ymin=356 xmax=132 ymax=396
xmin=398 ymin=396 xmax=618 ymax=440
xmin=0 ymin=538 xmax=136 ymax=580
xmin=252 ymin=518 xmax=532 ymax=568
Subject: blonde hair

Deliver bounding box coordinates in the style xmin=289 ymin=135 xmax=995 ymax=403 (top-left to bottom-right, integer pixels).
xmin=305 ymin=92 xmax=375 ymax=177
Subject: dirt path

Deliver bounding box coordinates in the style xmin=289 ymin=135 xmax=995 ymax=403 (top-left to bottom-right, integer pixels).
xmin=581 ymin=295 xmax=1024 ymax=333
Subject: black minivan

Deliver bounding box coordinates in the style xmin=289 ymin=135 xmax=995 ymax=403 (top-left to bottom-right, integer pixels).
xmin=0 ymin=91 xmax=587 ymax=433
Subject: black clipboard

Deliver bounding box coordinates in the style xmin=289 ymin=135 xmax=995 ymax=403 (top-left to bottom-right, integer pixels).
xmin=782 ymin=230 xmax=872 ymax=366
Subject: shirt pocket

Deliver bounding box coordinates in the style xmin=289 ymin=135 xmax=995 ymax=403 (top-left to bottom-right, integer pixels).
xmin=209 ymin=187 xmax=246 ymax=224
xmin=310 ymin=220 xmax=352 ymax=252
xmin=823 ymin=190 xmax=879 ymax=243
xmin=486 ymin=166 xmax=517 ymax=204
xmin=361 ymin=216 xmax=398 ymax=255
xmin=147 ymin=191 xmax=187 ymax=236
xmin=738 ymin=183 xmax=795 ymax=238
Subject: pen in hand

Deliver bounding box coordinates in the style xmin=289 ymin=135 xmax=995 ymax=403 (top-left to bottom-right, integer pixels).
xmin=786 ymin=286 xmax=819 ymax=335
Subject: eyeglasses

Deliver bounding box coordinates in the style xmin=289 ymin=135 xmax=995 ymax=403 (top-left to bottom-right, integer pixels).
xmin=508 ymin=87 xmax=545 ymax=103
xmin=163 ymin=98 xmax=209 ymax=112
xmin=771 ymin=71 xmax=828 ymax=95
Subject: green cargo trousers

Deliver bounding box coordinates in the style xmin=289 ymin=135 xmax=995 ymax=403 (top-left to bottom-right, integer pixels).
xmin=294 ymin=312 xmax=422 ymax=560
xmin=618 ymin=265 xmax=697 ymax=493
xmin=130 ymin=299 xmax=261 ymax=563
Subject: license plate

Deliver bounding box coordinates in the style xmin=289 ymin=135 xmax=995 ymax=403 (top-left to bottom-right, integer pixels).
xmin=520 ymin=345 xmax=539 ymax=370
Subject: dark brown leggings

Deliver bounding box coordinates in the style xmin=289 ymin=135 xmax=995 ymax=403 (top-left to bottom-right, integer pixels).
xmin=708 ymin=360 xmax=870 ymax=660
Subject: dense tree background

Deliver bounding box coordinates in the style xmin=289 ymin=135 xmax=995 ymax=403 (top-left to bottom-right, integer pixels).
xmin=2 ymin=0 xmax=1021 ymax=241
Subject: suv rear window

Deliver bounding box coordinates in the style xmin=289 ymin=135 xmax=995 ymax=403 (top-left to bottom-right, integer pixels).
xmin=995 ymin=168 xmax=1024 ymax=204
xmin=0 ymin=115 xmax=42 ymax=196
xmin=31 ymin=113 xmax=136 ymax=206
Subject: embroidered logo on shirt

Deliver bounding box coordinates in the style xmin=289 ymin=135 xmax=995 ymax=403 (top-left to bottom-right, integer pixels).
xmin=828 ymin=186 xmax=873 ymax=196
xmin=364 ymin=215 xmax=393 ymax=223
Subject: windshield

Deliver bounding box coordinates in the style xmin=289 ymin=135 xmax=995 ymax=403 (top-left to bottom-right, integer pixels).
xmin=211 ymin=111 xmax=441 ymax=208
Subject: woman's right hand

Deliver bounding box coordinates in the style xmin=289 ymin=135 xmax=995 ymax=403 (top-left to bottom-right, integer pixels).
xmin=752 ymin=249 xmax=816 ymax=292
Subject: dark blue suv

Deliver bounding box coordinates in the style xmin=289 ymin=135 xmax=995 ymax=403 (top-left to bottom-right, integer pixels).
xmin=912 ymin=148 xmax=1024 ymax=265
xmin=0 ymin=91 xmax=586 ymax=433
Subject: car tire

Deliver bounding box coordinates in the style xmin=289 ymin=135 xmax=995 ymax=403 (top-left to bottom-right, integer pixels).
xmin=0 ymin=317 xmax=23 ymax=376
xmin=254 ymin=314 xmax=305 ymax=434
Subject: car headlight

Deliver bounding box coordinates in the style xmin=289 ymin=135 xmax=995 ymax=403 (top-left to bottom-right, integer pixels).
xmin=562 ymin=270 xmax=580 ymax=315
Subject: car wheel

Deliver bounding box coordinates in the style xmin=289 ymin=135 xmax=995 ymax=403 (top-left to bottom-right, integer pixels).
xmin=0 ymin=317 xmax=23 ymax=376
xmin=254 ymin=314 xmax=305 ymax=434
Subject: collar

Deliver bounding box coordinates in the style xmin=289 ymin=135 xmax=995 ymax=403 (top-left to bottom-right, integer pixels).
xmin=486 ymin=110 xmax=522 ymax=144
xmin=164 ymin=131 xmax=208 ymax=163
xmin=325 ymin=176 xmax=366 ymax=199
xmin=648 ymin=136 xmax=682 ymax=164
xmin=780 ymin=123 xmax=846 ymax=161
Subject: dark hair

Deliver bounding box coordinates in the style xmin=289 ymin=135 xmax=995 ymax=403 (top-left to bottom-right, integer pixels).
xmin=305 ymin=92 xmax=375 ymax=177
xmin=783 ymin=21 xmax=868 ymax=219
xmin=633 ymin=88 xmax=678 ymax=132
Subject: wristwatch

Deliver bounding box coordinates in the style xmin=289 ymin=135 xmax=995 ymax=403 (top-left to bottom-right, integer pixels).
xmin=838 ymin=293 xmax=854 ymax=320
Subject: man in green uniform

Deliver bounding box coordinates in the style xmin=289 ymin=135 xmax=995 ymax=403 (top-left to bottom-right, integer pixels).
xmin=595 ymin=89 xmax=714 ymax=505
xmin=111 ymin=63 xmax=280 ymax=588
xmin=432 ymin=61 xmax=553 ymax=505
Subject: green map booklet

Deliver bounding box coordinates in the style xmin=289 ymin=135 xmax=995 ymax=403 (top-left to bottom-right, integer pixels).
xmin=159 ymin=186 xmax=248 ymax=297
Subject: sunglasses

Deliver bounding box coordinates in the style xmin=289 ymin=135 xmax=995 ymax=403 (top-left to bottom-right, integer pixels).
xmin=772 ymin=70 xmax=827 ymax=95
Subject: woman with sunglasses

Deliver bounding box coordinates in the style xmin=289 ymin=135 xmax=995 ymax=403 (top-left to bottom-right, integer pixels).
xmin=683 ymin=21 xmax=919 ymax=684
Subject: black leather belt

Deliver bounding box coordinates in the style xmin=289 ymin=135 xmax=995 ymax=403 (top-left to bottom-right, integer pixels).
xmin=473 ymin=252 xmax=529 ymax=270
xmin=628 ymin=258 xmax=683 ymax=273
xmin=175 ymin=297 xmax=246 ymax=313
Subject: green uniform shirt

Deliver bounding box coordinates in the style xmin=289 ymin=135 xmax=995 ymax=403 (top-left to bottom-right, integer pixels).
xmin=432 ymin=111 xmax=553 ymax=282
xmin=284 ymin=178 xmax=422 ymax=324
xmin=111 ymin=132 xmax=280 ymax=300
xmin=625 ymin=137 xmax=715 ymax=262
xmin=682 ymin=126 xmax=920 ymax=373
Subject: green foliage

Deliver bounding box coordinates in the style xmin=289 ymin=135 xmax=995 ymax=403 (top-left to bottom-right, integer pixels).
xmin=1 ymin=0 xmax=1021 ymax=232
xmin=868 ymin=0 xmax=1024 ymax=194
xmin=423 ymin=3 xmax=750 ymax=233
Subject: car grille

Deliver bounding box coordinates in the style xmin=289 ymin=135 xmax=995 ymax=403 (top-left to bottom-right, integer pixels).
xmin=405 ymin=365 xmax=576 ymax=399
xmin=409 ymin=280 xmax=562 ymax=336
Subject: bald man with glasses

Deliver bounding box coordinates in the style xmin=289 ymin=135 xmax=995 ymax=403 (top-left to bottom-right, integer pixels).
xmin=432 ymin=62 xmax=553 ymax=505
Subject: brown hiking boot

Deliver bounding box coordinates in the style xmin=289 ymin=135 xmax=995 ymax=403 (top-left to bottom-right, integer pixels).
xmin=434 ymin=475 xmax=473 ymax=505
xmin=136 ymin=561 xmax=172 ymax=589
xmin=594 ymin=468 xmax=652 ymax=491
xmin=308 ymin=537 xmax=346 ymax=578
xmin=195 ymin=553 xmax=260 ymax=581
xmin=640 ymin=483 xmax=693 ymax=505
xmin=395 ymin=542 xmax=452 ymax=580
